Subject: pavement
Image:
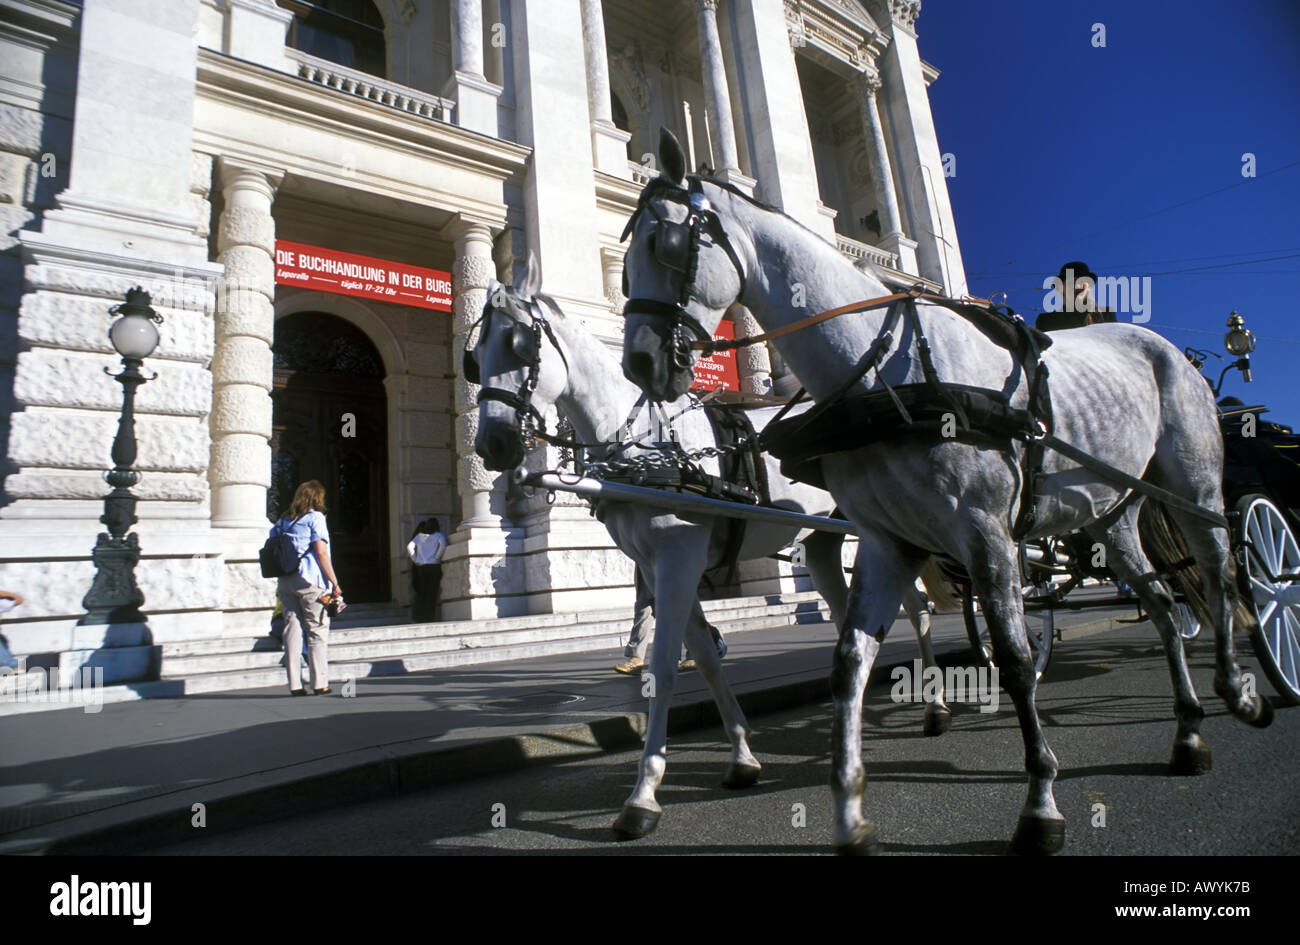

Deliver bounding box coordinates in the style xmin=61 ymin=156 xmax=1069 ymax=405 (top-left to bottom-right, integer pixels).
xmin=0 ymin=589 xmax=1146 ymax=855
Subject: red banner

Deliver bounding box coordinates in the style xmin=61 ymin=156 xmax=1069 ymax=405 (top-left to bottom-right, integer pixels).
xmin=274 ymin=240 xmax=452 ymax=312
xmin=691 ymin=319 xmax=741 ymax=392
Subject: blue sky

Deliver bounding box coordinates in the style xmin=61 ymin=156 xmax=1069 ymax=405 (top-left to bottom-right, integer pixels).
xmin=918 ymin=0 xmax=1300 ymax=419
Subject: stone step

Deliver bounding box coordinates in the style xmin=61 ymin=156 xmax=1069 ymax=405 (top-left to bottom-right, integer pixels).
xmin=0 ymin=596 xmax=834 ymax=715
xmin=158 ymin=601 xmax=832 ymax=678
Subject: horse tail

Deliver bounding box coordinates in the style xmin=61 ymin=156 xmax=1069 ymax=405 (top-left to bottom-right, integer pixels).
xmin=919 ymin=557 xmax=960 ymax=613
xmin=1137 ymin=502 xmax=1256 ymax=635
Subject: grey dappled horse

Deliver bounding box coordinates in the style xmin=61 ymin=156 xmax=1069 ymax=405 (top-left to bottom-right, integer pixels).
xmin=472 ymin=255 xmax=953 ymax=840
xmin=620 ymin=129 xmax=1273 ymax=855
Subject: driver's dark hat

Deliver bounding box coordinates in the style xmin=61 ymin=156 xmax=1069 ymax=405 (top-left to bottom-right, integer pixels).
xmin=1058 ymin=261 xmax=1098 ymax=283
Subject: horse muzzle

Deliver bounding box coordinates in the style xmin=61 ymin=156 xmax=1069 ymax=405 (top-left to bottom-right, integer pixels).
xmin=622 ymin=320 xmax=694 ymax=402
xmin=475 ymin=415 xmax=525 ymax=471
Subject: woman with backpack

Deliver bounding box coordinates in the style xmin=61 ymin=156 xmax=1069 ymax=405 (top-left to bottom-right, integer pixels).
xmin=268 ymin=480 xmax=343 ymax=695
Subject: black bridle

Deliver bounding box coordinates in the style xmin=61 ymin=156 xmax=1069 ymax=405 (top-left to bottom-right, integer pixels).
xmin=463 ymin=292 xmax=570 ymax=442
xmin=620 ymin=177 xmax=748 ymax=364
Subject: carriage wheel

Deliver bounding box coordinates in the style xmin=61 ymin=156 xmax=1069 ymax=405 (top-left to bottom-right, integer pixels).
xmin=962 ymin=582 xmax=1053 ymax=681
xmin=1235 ymin=494 xmax=1300 ymax=705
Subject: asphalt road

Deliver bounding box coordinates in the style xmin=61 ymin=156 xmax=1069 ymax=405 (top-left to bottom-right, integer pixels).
xmin=143 ymin=620 xmax=1298 ymax=856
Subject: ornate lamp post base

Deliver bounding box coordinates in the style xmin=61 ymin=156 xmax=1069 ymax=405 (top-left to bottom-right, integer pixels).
xmin=79 ymin=531 xmax=146 ymax=626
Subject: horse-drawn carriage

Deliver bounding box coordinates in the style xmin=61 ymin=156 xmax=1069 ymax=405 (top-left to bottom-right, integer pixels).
xmin=472 ymin=128 xmax=1285 ymax=854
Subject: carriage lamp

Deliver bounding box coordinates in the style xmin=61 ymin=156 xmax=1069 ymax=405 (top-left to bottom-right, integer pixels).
xmin=80 ymin=288 xmax=163 ymax=627
xmin=1224 ymin=312 xmax=1255 ymax=357
xmin=1223 ymin=311 xmax=1255 ymax=384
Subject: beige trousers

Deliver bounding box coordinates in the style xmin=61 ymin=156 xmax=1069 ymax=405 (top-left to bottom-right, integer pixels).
xmin=278 ymin=574 xmax=330 ymax=691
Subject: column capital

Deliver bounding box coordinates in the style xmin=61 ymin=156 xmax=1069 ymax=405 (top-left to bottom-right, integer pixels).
xmin=450 ymin=214 xmax=497 ymax=253
xmin=216 ymin=157 xmax=285 ymax=198
xmin=858 ymin=62 xmax=883 ymax=96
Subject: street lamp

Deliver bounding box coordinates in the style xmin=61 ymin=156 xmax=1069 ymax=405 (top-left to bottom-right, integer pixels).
xmin=79 ymin=288 xmax=163 ymax=627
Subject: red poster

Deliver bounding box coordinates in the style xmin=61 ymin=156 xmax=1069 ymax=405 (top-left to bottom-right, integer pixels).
xmin=274 ymin=240 xmax=452 ymax=312
xmin=691 ymin=319 xmax=741 ymax=392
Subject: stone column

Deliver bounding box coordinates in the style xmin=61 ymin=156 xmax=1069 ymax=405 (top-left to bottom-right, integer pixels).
xmin=443 ymin=215 xmax=522 ymax=619
xmin=727 ymin=0 xmax=830 ymax=238
xmin=696 ymin=0 xmax=740 ymax=176
xmin=446 ymin=0 xmax=503 ymax=135
xmin=868 ymin=0 xmax=967 ymax=295
xmin=857 ymin=64 xmax=918 ymax=275
xmin=580 ymin=0 xmax=632 ymax=174
xmin=450 ymin=217 xmax=498 ymax=528
xmin=210 ymin=160 xmax=281 ymax=528
xmin=600 ymin=248 xmax=625 ymax=313
xmin=733 ymin=308 xmax=772 ymax=395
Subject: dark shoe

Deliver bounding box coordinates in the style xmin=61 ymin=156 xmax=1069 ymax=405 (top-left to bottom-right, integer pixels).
xmin=312 ymin=687 xmax=331 ymax=695
xmin=290 ymin=689 xmax=308 ymax=696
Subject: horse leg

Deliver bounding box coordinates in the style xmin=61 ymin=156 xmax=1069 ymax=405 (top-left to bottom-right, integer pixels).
xmin=831 ymin=533 xmax=921 ymax=854
xmin=1165 ymin=506 xmax=1275 ymax=728
xmin=802 ymin=529 xmax=848 ymax=627
xmin=904 ymin=585 xmax=952 ymax=735
xmin=968 ymin=537 xmax=1064 ymax=855
xmin=613 ymin=541 xmax=707 ymax=840
xmin=678 ymin=601 xmax=761 ymax=788
xmin=1084 ymin=511 xmax=1213 ymax=774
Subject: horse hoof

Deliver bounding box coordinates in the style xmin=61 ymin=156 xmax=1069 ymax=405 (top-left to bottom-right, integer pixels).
xmin=1168 ymin=738 xmax=1213 ymax=776
xmin=1248 ymin=697 xmax=1275 ymax=729
xmin=612 ymin=805 xmax=661 ymax=840
xmin=1010 ymin=814 xmax=1065 ymax=856
xmin=835 ymin=823 xmax=882 ymax=856
xmin=722 ymin=763 xmax=761 ymax=789
xmin=923 ymin=707 xmax=952 ymax=737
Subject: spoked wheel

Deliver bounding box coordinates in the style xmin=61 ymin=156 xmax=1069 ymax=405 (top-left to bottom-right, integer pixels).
xmin=1235 ymin=494 xmax=1300 ymax=705
xmin=962 ymin=582 xmax=1054 ymax=681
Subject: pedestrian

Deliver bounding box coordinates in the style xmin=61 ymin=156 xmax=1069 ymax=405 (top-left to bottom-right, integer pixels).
xmin=0 ymin=590 xmax=22 ymax=670
xmin=406 ymin=516 xmax=446 ymax=622
xmin=269 ymin=480 xmax=342 ymax=695
xmin=614 ymin=566 xmax=726 ymax=674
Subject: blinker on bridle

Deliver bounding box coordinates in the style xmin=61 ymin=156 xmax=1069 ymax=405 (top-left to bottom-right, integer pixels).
xmin=462 ymin=293 xmax=569 ymax=444
xmin=620 ymin=177 xmax=747 ymax=364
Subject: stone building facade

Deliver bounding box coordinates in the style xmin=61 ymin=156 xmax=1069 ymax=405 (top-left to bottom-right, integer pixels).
xmin=0 ymin=0 xmax=965 ymax=684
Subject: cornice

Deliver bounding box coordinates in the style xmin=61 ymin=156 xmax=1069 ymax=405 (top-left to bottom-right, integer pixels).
xmin=195 ymin=48 xmax=530 ymax=183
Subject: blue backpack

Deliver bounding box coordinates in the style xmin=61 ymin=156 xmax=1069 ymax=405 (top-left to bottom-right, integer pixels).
xmin=259 ymin=516 xmax=310 ymax=578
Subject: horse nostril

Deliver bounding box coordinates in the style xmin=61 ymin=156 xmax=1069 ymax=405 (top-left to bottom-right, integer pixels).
xmin=625 ymin=351 xmax=654 ymax=384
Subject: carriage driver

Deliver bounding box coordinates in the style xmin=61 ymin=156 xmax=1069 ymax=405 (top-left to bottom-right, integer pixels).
xmin=1035 ymin=261 xmax=1118 ymax=332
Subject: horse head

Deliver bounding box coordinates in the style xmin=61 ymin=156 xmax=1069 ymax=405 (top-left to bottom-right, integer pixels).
xmin=470 ymin=251 xmax=568 ymax=471
xmin=621 ymin=127 xmax=748 ymax=402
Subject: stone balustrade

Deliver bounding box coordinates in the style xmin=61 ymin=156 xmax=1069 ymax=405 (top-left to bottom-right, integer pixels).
xmin=835 ymin=233 xmax=899 ymax=270
xmin=287 ymin=49 xmax=454 ymax=122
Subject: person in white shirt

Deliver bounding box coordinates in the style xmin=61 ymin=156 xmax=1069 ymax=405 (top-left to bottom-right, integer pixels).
xmin=407 ymin=517 xmax=446 ymax=622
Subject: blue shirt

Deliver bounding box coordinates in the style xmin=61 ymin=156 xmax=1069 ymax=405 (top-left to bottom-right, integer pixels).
xmin=269 ymin=510 xmax=331 ymax=589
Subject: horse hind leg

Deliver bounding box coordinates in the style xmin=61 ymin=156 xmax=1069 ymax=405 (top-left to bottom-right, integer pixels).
xmin=968 ymin=539 xmax=1064 ymax=855
xmin=680 ymin=603 xmax=761 ymax=788
xmin=1163 ymin=505 xmax=1275 ymax=729
xmin=903 ymin=586 xmax=952 ymax=736
xmin=1085 ymin=512 xmax=1213 ymax=775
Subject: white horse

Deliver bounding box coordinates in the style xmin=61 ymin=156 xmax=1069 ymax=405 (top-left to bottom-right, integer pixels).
xmin=620 ymin=129 xmax=1274 ymax=854
xmin=471 ymin=255 xmax=954 ymax=839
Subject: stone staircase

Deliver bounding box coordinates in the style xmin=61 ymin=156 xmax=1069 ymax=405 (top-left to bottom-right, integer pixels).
xmin=0 ymin=592 xmax=833 ymax=715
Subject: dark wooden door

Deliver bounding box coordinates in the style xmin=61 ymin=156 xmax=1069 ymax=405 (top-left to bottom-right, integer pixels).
xmin=270 ymin=313 xmax=390 ymax=603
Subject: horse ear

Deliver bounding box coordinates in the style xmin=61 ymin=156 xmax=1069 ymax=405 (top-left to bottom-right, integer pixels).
xmin=520 ymin=251 xmax=542 ymax=299
xmin=659 ymin=127 xmax=686 ymax=185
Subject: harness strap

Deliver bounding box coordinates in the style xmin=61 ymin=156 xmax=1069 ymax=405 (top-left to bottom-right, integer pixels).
xmin=1040 ymin=433 xmax=1229 ymax=529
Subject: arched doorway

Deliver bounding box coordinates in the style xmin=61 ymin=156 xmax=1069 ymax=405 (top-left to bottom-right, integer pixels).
xmin=271 ymin=312 xmax=391 ymax=603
